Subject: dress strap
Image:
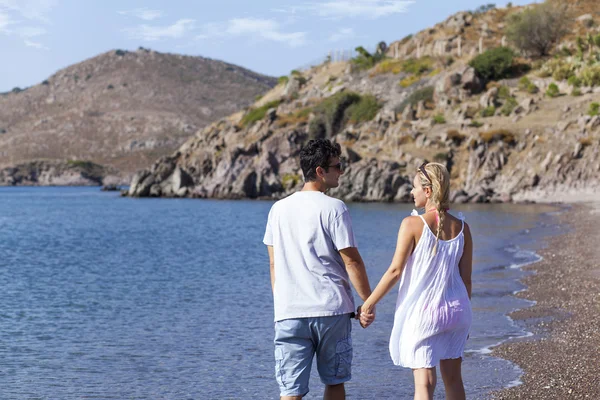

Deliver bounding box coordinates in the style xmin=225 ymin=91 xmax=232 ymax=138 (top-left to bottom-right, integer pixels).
xmin=457 ymin=212 xmax=465 ymax=230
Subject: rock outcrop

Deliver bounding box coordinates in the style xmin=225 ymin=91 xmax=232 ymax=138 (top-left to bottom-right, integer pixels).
xmin=0 ymin=160 xmax=109 ymax=186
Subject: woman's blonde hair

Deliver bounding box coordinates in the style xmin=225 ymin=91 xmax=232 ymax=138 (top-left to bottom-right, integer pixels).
xmin=417 ymin=162 xmax=450 ymax=255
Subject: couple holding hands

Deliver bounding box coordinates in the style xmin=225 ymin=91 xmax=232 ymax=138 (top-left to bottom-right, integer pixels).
xmin=264 ymin=139 xmax=473 ymax=400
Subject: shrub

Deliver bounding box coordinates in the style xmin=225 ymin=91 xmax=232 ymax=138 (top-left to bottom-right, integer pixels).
xmin=497 ymin=85 xmax=511 ymax=99
xmin=351 ymin=46 xmax=386 ymax=71
xmin=447 ymin=129 xmax=467 ymax=144
xmin=115 ymin=49 xmax=127 ymax=56
xmin=107 ymin=84 xmax=114 ymax=90
xmin=42 ymin=80 xmax=49 ymax=85
xmin=399 ymin=75 xmax=421 ymax=87
xmin=571 ymin=88 xmax=582 ymax=96
xmin=281 ymin=173 xmax=302 ymax=188
xmin=373 ymin=59 xmax=403 ymax=75
xmin=552 ymin=63 xmax=575 ymax=81
xmin=308 ymin=118 xmax=327 ymax=139
xmin=346 ymin=95 xmax=382 ymax=123
xmin=432 ymin=114 xmax=446 ymax=124
xmin=518 ymin=77 xmax=531 ymax=90
xmin=500 ymin=97 xmax=518 ymax=116
xmin=309 ymin=92 xmax=378 ymax=136
xmin=67 ymin=160 xmax=102 ymax=170
xmin=401 ymin=57 xmax=433 ymax=75
xmin=469 ymin=47 xmax=515 ymax=81
xmin=527 ymin=83 xmax=539 ymax=94
xmin=580 ymin=65 xmax=600 ymax=87
xmin=470 ymin=120 xmax=484 ymax=128
xmin=315 ymin=92 xmax=360 ymax=135
xmin=505 ymin=1 xmax=570 ymax=56
xmin=434 ymin=152 xmax=448 ymax=162
xmin=240 ymin=100 xmax=282 ymax=127
xmin=545 ymin=83 xmax=560 ymax=97
xmin=539 ymin=59 xmax=572 ymax=80
xmin=473 ymin=3 xmax=496 ymax=14
xmin=278 ymin=76 xmax=289 ymax=85
xmin=589 ymin=102 xmax=600 ymax=117
xmin=480 ymin=106 xmax=496 ymax=117
xmin=396 ymin=86 xmax=434 ymax=112
xmin=567 ymin=76 xmax=581 ymax=87
xmin=479 ymin=129 xmax=516 ymax=145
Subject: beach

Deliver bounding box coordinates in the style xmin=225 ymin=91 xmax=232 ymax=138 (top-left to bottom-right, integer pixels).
xmin=492 ymin=203 xmax=600 ymax=399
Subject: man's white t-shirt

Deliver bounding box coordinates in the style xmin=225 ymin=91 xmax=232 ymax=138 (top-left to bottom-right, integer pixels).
xmin=263 ymin=191 xmax=357 ymax=322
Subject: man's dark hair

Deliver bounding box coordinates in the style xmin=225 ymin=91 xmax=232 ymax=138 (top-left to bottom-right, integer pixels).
xmin=300 ymin=139 xmax=342 ymax=182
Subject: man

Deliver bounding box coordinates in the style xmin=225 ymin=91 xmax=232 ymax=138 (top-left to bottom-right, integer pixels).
xmin=263 ymin=139 xmax=375 ymax=400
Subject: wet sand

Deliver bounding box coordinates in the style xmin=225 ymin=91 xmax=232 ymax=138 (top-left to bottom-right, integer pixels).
xmin=491 ymin=203 xmax=600 ymax=399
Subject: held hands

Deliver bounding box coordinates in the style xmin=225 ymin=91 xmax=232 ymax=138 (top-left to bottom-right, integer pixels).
xmin=355 ymin=304 xmax=376 ymax=328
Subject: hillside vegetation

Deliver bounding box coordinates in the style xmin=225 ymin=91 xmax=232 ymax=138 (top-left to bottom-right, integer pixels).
xmin=129 ymin=1 xmax=600 ymax=202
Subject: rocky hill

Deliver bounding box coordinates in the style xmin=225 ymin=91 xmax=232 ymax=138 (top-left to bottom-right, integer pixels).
xmin=0 ymin=48 xmax=276 ymax=184
xmin=126 ymin=0 xmax=600 ymax=203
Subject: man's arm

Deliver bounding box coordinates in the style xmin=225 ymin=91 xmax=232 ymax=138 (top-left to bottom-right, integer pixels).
xmin=267 ymin=245 xmax=275 ymax=293
xmin=339 ymin=247 xmax=371 ymax=302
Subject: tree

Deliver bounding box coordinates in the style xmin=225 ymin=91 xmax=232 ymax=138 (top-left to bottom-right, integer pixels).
xmin=505 ymin=1 xmax=570 ymax=56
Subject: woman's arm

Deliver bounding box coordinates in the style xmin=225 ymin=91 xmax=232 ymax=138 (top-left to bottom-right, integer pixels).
xmin=458 ymin=223 xmax=473 ymax=299
xmin=361 ymin=217 xmax=416 ymax=315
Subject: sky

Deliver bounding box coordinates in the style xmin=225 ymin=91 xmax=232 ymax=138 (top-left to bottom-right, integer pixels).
xmin=0 ymin=0 xmax=534 ymax=92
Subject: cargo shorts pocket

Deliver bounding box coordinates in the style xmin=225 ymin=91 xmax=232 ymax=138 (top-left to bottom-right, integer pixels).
xmin=335 ymin=337 xmax=352 ymax=378
xmin=274 ymin=346 xmax=287 ymax=388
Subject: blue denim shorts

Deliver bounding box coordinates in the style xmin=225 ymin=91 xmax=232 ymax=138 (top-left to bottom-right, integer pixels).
xmin=273 ymin=313 xmax=353 ymax=397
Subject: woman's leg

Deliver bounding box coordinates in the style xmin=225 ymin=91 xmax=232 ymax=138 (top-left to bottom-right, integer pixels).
xmin=413 ymin=367 xmax=436 ymax=400
xmin=439 ymin=358 xmax=465 ymax=400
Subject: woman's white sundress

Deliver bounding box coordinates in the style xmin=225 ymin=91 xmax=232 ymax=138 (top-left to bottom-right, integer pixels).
xmin=389 ymin=210 xmax=472 ymax=368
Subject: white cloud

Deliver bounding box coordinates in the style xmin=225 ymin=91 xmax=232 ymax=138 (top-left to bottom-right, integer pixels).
xmin=0 ymin=0 xmax=58 ymax=22
xmin=24 ymin=38 xmax=47 ymax=49
xmin=14 ymin=26 xmax=46 ymax=37
xmin=123 ymin=19 xmax=195 ymax=41
xmin=0 ymin=11 xmax=14 ymax=32
xmin=118 ymin=8 xmax=164 ymax=21
xmin=278 ymin=0 xmax=414 ymax=19
xmin=329 ymin=27 xmax=354 ymax=42
xmin=0 ymin=1 xmax=53 ymax=49
xmin=194 ymin=18 xmax=307 ymax=47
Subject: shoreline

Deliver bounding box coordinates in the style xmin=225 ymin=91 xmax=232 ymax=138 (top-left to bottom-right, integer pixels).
xmin=491 ymin=202 xmax=600 ymax=399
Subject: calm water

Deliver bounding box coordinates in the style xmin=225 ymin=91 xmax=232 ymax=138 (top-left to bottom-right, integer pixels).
xmin=0 ymin=187 xmax=562 ymax=399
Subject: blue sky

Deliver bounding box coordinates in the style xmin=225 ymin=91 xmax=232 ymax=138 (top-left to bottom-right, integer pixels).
xmin=0 ymin=0 xmax=533 ymax=92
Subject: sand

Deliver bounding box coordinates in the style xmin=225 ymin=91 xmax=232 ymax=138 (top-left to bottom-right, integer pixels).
xmin=491 ymin=203 xmax=600 ymax=399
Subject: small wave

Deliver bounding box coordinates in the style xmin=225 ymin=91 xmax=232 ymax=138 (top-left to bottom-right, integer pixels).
xmin=465 ymin=330 xmax=534 ymax=356
xmin=505 ymin=247 xmax=543 ymax=269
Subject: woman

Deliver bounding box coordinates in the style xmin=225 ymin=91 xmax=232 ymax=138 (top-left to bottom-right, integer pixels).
xmin=360 ymin=162 xmax=473 ymax=400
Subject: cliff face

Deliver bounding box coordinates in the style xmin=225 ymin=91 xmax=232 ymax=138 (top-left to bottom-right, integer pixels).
xmin=127 ymin=2 xmax=600 ymax=203
xmin=0 ymin=48 xmax=276 ymax=182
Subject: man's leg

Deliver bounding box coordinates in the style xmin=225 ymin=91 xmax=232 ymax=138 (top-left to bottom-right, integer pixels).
xmin=275 ymin=319 xmax=315 ymax=399
xmin=323 ymin=383 xmax=345 ymax=400
xmin=314 ymin=314 xmax=353 ymax=400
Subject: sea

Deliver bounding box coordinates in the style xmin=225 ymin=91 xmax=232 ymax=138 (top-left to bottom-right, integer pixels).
xmin=0 ymin=187 xmax=563 ymax=399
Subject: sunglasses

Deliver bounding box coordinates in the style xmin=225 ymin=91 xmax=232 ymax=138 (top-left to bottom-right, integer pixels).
xmin=418 ymin=162 xmax=432 ymax=183
xmin=324 ymin=157 xmax=346 ymax=172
